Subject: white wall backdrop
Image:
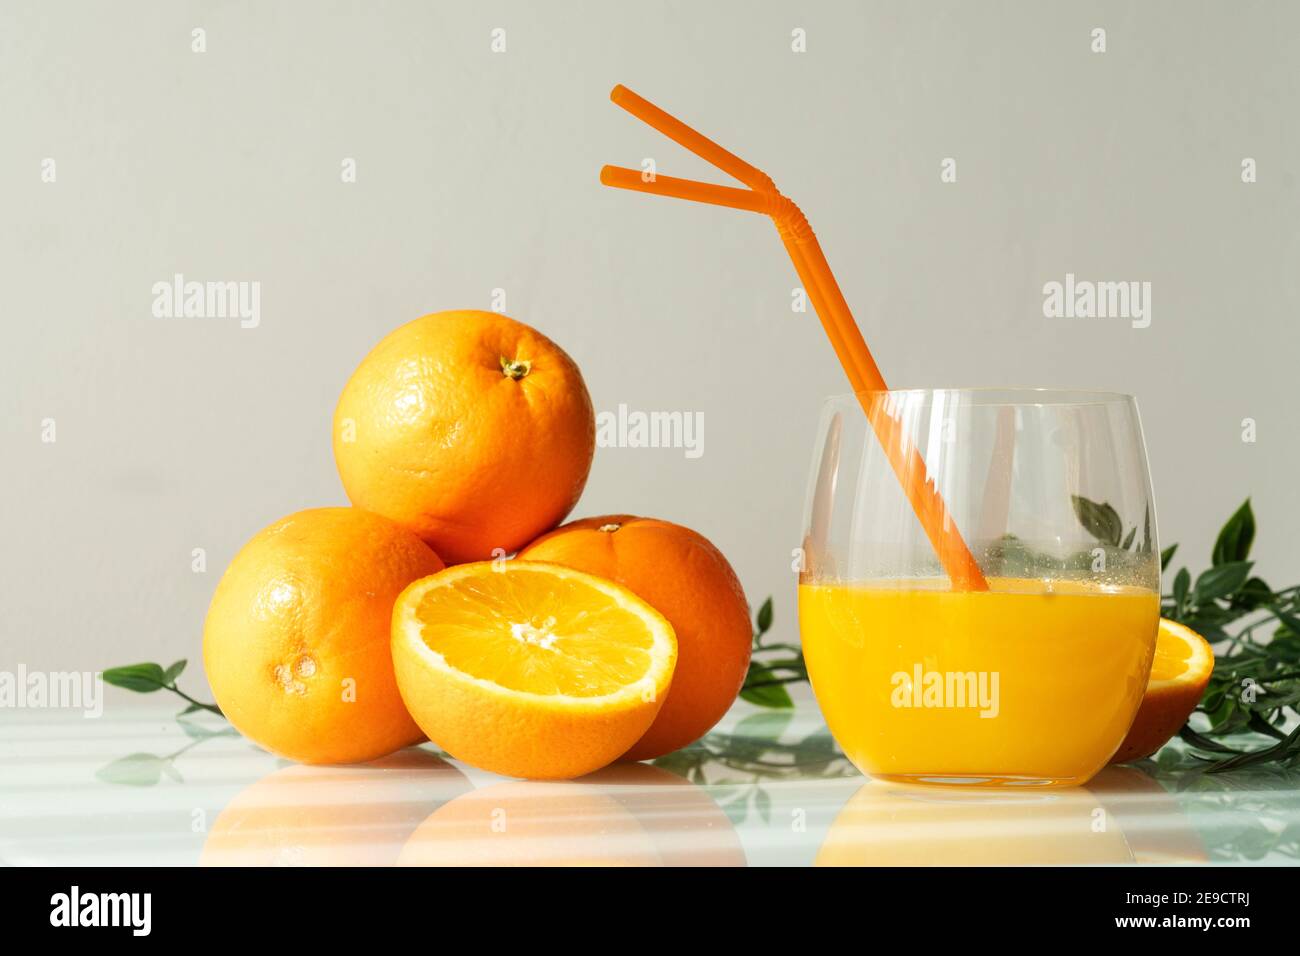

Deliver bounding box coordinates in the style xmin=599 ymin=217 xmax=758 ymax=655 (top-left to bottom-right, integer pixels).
xmin=2 ymin=0 xmax=1297 ymax=692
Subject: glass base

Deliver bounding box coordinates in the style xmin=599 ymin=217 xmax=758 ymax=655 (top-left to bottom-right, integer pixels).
xmin=870 ymin=772 xmax=1087 ymax=790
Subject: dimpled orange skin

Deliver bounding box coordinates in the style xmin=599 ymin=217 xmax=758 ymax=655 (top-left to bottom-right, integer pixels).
xmin=332 ymin=311 xmax=596 ymax=565
xmin=203 ymin=508 xmax=444 ymax=765
xmin=519 ymin=515 xmax=752 ymax=761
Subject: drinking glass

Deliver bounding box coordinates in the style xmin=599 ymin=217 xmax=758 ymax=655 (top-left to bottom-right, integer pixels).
xmin=798 ymin=389 xmax=1161 ymax=787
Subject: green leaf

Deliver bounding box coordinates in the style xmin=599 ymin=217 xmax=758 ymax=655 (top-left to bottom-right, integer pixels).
xmin=95 ymin=753 xmax=170 ymax=787
xmin=1270 ymin=605 xmax=1300 ymax=637
xmin=1204 ymin=723 xmax=1300 ymax=774
xmin=719 ymin=794 xmax=752 ymax=827
xmin=1189 ymin=620 xmax=1233 ymax=645
xmin=755 ymin=597 xmax=773 ymax=636
xmin=1160 ymin=544 xmax=1178 ymax=572
xmin=1212 ymin=499 xmax=1255 ymax=566
xmin=739 ymin=682 xmax=794 ymax=709
xmin=651 ymin=751 xmax=699 ymax=777
xmin=1193 ymin=561 xmax=1253 ymax=604
xmin=1179 ymin=725 xmax=1243 ymax=755
xmin=1140 ymin=504 xmax=1153 ymax=554
xmin=1070 ymin=495 xmax=1122 ymax=547
xmin=1172 ymin=567 xmax=1191 ymax=612
xmin=161 ymin=660 xmax=187 ymax=685
xmin=734 ymin=710 xmax=794 ymax=742
xmin=1121 ymin=526 xmax=1137 ymax=550
xmin=176 ymin=717 xmax=238 ymax=741
xmin=101 ymin=663 xmax=168 ymax=693
xmin=1231 ymin=577 xmax=1273 ymax=611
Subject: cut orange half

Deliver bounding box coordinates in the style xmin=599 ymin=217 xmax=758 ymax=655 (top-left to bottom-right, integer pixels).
xmin=391 ymin=561 xmax=677 ymax=780
xmin=1110 ymin=618 xmax=1215 ymax=764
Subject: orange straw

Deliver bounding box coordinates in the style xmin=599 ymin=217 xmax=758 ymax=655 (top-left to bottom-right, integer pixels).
xmin=601 ymin=85 xmax=988 ymax=591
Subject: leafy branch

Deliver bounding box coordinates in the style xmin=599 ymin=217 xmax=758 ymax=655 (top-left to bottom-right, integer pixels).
xmin=101 ymin=660 xmax=223 ymax=717
xmin=1075 ymin=497 xmax=1300 ymax=772
xmin=654 ymin=711 xmax=852 ymax=825
xmin=739 ymin=597 xmax=807 ymax=708
xmin=1162 ymin=501 xmax=1300 ymax=771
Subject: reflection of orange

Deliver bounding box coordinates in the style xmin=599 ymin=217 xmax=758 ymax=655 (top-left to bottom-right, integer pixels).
xmin=817 ymin=781 xmax=1135 ymax=866
xmin=582 ymin=763 xmax=746 ymax=866
xmin=200 ymin=749 xmax=472 ymax=866
xmin=519 ymin=516 xmax=751 ymax=760
xmin=203 ymin=508 xmax=444 ymax=764
xmin=333 ymin=311 xmax=595 ymax=564
xmin=398 ymin=781 xmax=662 ymax=866
xmin=1111 ymin=619 xmax=1215 ymax=764
xmin=1088 ymin=766 xmax=1208 ymax=863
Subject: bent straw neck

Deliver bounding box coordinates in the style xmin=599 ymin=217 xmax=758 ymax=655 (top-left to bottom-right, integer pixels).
xmin=766 ymin=194 xmax=815 ymax=242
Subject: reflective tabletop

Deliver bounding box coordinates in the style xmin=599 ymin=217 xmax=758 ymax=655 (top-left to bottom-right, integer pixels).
xmin=3 ymin=691 xmax=1298 ymax=866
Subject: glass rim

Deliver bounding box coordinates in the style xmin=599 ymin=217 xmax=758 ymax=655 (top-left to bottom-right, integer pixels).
xmin=823 ymin=386 xmax=1138 ymax=408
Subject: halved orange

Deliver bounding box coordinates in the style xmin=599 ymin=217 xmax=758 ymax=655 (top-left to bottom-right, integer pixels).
xmin=391 ymin=561 xmax=677 ymax=780
xmin=1110 ymin=618 xmax=1215 ymax=764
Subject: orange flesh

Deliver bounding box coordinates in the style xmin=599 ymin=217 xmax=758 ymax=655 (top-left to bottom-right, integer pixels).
xmin=1149 ymin=631 xmax=1195 ymax=682
xmin=415 ymin=569 xmax=656 ymax=697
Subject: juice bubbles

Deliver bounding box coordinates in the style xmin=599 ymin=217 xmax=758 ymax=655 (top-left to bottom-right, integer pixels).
xmin=798 ymin=578 xmax=1159 ymax=786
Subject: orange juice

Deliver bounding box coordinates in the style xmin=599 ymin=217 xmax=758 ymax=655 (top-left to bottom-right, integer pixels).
xmin=798 ymin=578 xmax=1159 ymax=786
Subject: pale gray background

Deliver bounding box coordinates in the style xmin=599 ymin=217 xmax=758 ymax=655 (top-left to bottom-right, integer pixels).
xmin=3 ymin=1 xmax=1297 ymax=692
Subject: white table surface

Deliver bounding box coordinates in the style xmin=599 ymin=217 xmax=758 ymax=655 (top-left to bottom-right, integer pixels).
xmin=3 ymin=691 xmax=1297 ymax=866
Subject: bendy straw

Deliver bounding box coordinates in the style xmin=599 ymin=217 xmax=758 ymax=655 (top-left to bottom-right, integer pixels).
xmin=601 ymin=85 xmax=988 ymax=591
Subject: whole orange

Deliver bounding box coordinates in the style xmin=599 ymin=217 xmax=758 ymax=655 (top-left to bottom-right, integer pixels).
xmin=333 ymin=310 xmax=595 ymax=564
xmin=203 ymin=507 xmax=444 ymax=764
xmin=518 ymin=515 xmax=752 ymax=760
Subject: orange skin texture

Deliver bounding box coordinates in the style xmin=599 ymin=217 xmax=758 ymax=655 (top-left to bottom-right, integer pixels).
xmin=519 ymin=515 xmax=752 ymax=760
xmin=203 ymin=508 xmax=444 ymax=765
xmin=1110 ymin=622 xmax=1215 ymax=764
xmin=333 ymin=311 xmax=595 ymax=564
xmin=1108 ymin=673 xmax=1213 ymax=764
xmin=392 ymin=627 xmax=670 ymax=780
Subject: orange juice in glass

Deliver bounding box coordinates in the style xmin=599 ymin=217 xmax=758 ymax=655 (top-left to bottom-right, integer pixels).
xmin=799 ymin=389 xmax=1161 ymax=787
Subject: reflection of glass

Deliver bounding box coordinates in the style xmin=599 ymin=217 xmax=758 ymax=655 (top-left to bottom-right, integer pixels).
xmin=200 ymin=750 xmax=471 ymax=867
xmin=817 ymin=767 xmax=1206 ymax=866
xmin=799 ymin=390 xmax=1161 ymax=787
xmin=399 ymin=763 xmax=744 ymax=867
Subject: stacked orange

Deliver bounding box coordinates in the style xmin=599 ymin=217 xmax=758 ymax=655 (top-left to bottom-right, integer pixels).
xmin=203 ymin=310 xmax=752 ymax=778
